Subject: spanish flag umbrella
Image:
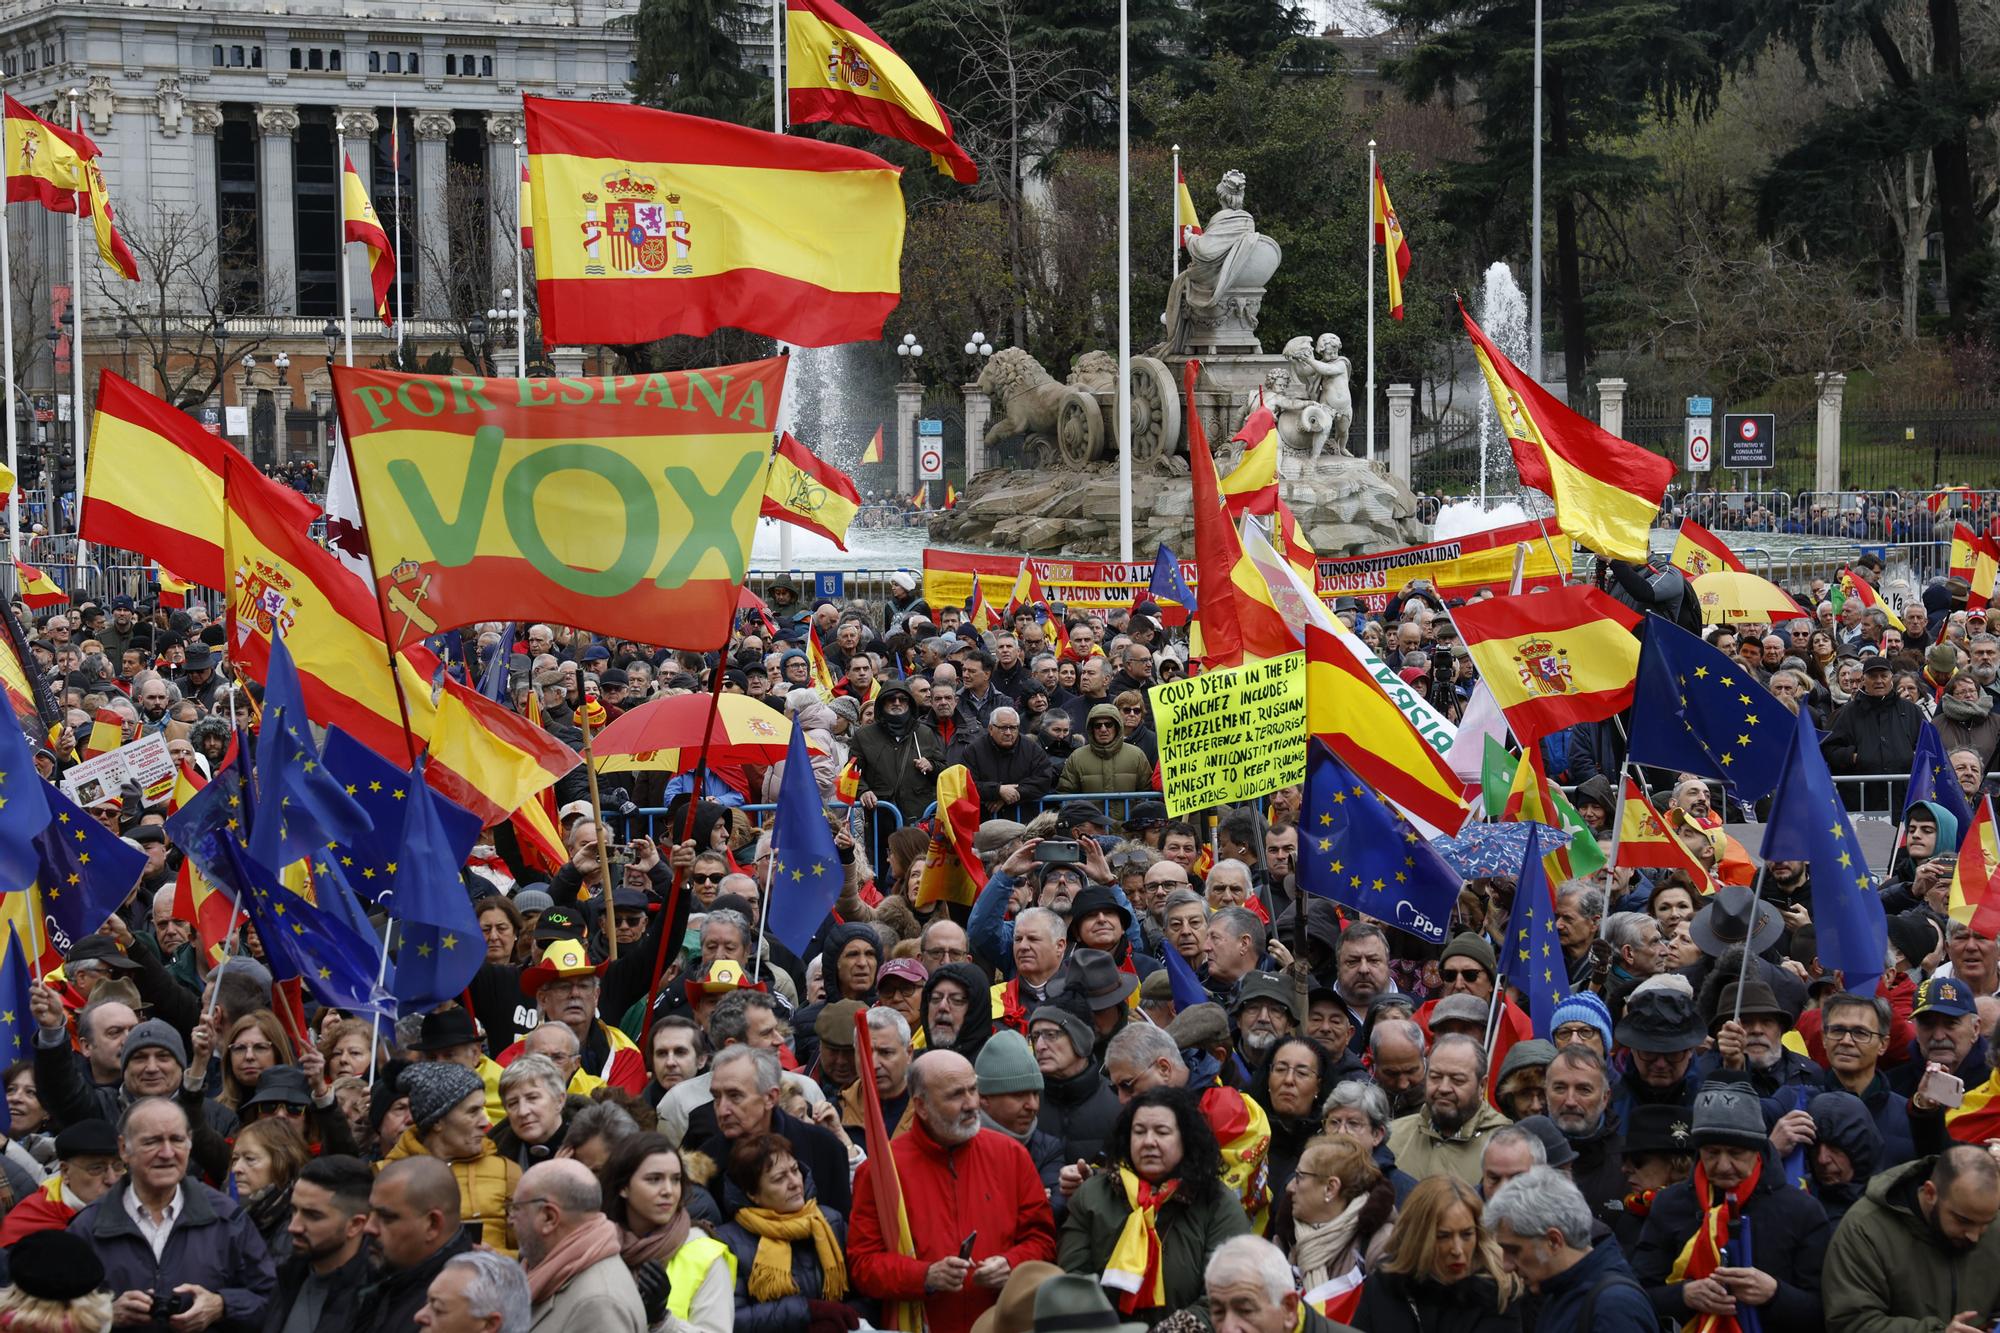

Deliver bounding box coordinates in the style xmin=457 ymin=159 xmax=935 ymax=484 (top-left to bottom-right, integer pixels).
xmin=1692 ymin=570 xmax=1809 ymax=625
xmin=591 ymin=692 xmax=808 ymax=774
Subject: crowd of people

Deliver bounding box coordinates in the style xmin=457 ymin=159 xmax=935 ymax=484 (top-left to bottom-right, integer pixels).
xmin=2 ymin=544 xmax=2000 ymax=1333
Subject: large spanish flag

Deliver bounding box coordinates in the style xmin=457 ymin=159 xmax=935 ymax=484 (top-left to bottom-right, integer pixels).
xmin=1669 ymin=518 xmax=1746 ymax=577
xmin=916 ymin=764 xmax=987 ymax=908
xmin=83 ymin=372 xmax=319 ymax=590
xmin=1838 ymin=568 xmax=1904 ymax=632
xmin=1463 ymin=303 xmax=1673 ymax=562
xmin=763 ymin=433 xmax=861 ymax=550
xmin=1975 ymin=537 xmax=2000 ymax=612
xmin=523 ymin=96 xmax=905 ymax=348
xmin=1186 ymin=361 xmax=1290 ymax=666
xmin=1307 ymin=620 xmax=1466 ymax=839
xmin=3 ymin=96 xmax=137 ymax=280
xmin=786 ymin=0 xmax=976 ymax=185
xmin=0 ymin=621 xmax=36 ymax=727
xmin=1373 ymin=162 xmax=1411 ymax=321
xmin=13 ymin=562 xmax=62 ymax=609
xmin=1454 ymin=585 xmax=1642 ymax=743
xmin=426 ymin=674 xmax=579 ymax=833
xmin=341 ymin=153 xmax=396 ymax=326
xmin=334 ymin=359 xmax=782 ymax=653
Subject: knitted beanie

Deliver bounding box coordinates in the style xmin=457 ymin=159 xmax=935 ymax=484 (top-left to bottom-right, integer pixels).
xmin=976 ymin=1030 xmax=1045 ymax=1095
xmin=399 ymin=1060 xmax=485 ymax=1131
xmin=1549 ymin=991 xmax=1614 ymax=1051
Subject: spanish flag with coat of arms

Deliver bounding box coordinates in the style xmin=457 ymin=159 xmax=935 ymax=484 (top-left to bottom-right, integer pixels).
xmin=3 ymin=95 xmax=137 ymax=280
xmin=341 ymin=153 xmax=396 ymax=326
xmin=1453 ymin=585 xmax=1641 ymax=744
xmin=786 ymin=0 xmax=976 ymax=185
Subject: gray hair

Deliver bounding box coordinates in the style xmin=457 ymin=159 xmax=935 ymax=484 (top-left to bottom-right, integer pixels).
xmin=1206 ymin=857 xmax=1252 ymax=890
xmin=708 ymin=989 xmax=780 ymax=1047
xmin=1485 ymin=1166 xmax=1594 ymax=1248
xmin=865 ymin=1005 xmax=911 ymax=1046
xmin=1162 ymin=888 xmax=1207 ymax=917
xmin=1105 ymin=1022 xmax=1185 ymax=1073
xmin=1210 ymin=906 xmax=1265 ymax=954
xmin=703 ymin=909 xmax=751 ymax=944
xmin=1482 ymin=1125 xmax=1549 ymax=1169
xmin=1014 ymin=907 xmax=1063 ymax=940
xmin=1368 ymin=1018 xmax=1425 ymax=1058
xmin=1602 ymin=911 xmax=1655 ymax=953
xmin=1204 ymin=1235 xmax=1294 ymax=1307
xmin=440 ymin=1251 xmax=532 ymax=1333
xmin=523 ymin=1023 xmax=580 ymax=1057
xmin=1429 ymin=1032 xmax=1490 ymax=1082
xmin=711 ymin=1044 xmax=781 ymax=1095
xmin=563 ymin=1101 xmax=639 ymax=1154
xmin=498 ymin=1053 xmax=566 ymax=1101
xmin=1555 ymin=883 xmax=1605 ymax=918
xmin=1324 ymin=1078 xmax=1392 ymax=1130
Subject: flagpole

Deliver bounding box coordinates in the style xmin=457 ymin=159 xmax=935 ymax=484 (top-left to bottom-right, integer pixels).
xmin=338 ymin=127 xmax=353 ymax=367
xmin=1530 ymin=0 xmax=1544 ymax=384
xmin=512 ymin=135 xmax=528 ymax=374
xmin=1366 ymin=139 xmax=1376 ymax=467
xmin=1115 ymin=0 xmax=1132 ymax=562
xmin=574 ymin=697 xmax=618 ymax=961
xmin=1171 ymin=145 xmax=1180 ymax=284
xmin=0 ymin=96 xmax=17 ymax=563
xmin=390 ymin=99 xmax=404 ymax=349
xmin=66 ymin=89 xmax=85 ymax=558
xmin=643 ymin=656 xmax=727 ymax=1023
xmin=773 ymin=0 xmax=785 ymax=133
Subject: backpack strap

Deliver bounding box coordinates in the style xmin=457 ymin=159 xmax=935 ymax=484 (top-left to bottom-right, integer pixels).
xmin=1574 ymin=1270 xmax=1648 ymax=1330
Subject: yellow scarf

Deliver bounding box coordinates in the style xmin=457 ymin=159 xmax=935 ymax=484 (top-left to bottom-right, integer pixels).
xmin=730 ymin=1202 xmax=849 ymax=1303
xmin=1102 ymin=1168 xmax=1177 ymax=1314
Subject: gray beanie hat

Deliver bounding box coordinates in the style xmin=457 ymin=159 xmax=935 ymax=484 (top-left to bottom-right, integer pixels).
xmin=121 ymin=1019 xmax=187 ymax=1074
xmin=1691 ymin=1087 xmax=1767 ymax=1151
xmin=975 ymin=1030 xmax=1044 ymax=1095
xmin=1027 ymin=1004 xmax=1093 ymax=1064
xmin=399 ymin=1061 xmax=485 ymax=1131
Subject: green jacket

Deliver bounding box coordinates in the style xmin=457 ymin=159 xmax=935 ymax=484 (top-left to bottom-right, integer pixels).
xmin=1056 ymin=704 xmax=1153 ymax=794
xmin=1825 ymin=1157 xmax=2000 ymax=1333
xmin=1057 ymin=1171 xmax=1251 ymax=1326
xmin=1384 ymin=1101 xmax=1514 ymax=1191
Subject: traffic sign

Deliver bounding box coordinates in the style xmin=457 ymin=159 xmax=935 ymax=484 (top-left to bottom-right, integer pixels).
xmin=918 ymin=443 xmax=944 ymax=479
xmin=813 ymin=571 xmax=845 ymax=601
xmin=1721 ymin=413 xmax=1775 ymax=469
xmin=1685 ymin=416 xmax=1712 ymax=472
xmin=918 ymin=418 xmax=943 ymax=437
xmin=1687 ymin=396 xmax=1714 ymax=416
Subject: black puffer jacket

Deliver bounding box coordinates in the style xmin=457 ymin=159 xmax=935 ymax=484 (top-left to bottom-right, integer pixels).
xmin=1822 ymin=689 xmax=1924 ymax=776
xmin=1806 ymin=1089 xmax=1882 ymax=1224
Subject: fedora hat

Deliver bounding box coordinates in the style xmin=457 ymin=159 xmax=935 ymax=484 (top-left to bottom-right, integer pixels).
xmin=407 ymin=1007 xmax=481 ymax=1052
xmin=968 ymin=1260 xmax=1065 ymax=1333
xmin=1708 ymin=977 xmax=1792 ymax=1031
xmin=1688 ymin=884 xmax=1783 ymax=958
xmin=1066 ymin=948 xmax=1138 ymax=1012
xmin=1031 ymin=1275 xmax=1148 ymax=1333
xmin=1614 ymin=988 xmax=1707 ymax=1053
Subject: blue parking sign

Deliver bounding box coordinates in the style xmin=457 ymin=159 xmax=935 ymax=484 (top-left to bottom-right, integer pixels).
xmin=814 ymin=571 xmax=845 ymax=601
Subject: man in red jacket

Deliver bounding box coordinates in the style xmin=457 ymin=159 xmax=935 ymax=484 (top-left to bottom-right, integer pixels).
xmin=848 ymin=1049 xmax=1058 ymax=1333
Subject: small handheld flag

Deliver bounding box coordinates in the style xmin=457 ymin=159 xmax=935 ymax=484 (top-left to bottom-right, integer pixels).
xmin=859 ymin=425 xmax=885 ymax=466
xmin=1498 ymin=824 xmax=1569 ymax=1035
xmin=1175 ymin=164 xmax=1203 ymax=248
xmin=762 ymin=432 xmax=862 ymax=551
xmin=766 ymin=726 xmax=844 ymax=956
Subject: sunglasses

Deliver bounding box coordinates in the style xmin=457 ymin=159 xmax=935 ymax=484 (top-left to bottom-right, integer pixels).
xmin=689 ymin=872 xmax=726 ymax=885
xmin=1439 ymin=967 xmax=1485 ymax=983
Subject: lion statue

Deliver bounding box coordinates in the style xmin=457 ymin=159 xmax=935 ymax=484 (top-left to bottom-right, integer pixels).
xmin=978 ymin=347 xmax=1076 ymax=447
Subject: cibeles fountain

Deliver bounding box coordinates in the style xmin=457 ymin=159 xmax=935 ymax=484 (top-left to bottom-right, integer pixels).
xmin=931 ymin=168 xmax=1428 ymax=558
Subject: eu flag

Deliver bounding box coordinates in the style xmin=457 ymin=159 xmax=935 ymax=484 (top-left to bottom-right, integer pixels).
xmin=766 ymin=725 xmax=845 ymax=956
xmin=1909 ymin=718 xmax=1975 ymax=836
xmin=477 ymin=624 xmax=515 ymax=702
xmin=0 ymin=932 xmax=29 ymax=1133
xmin=1626 ymin=617 xmax=1789 ymax=802
xmin=167 ymin=764 xmax=390 ymax=1016
xmin=1762 ymin=708 xmax=1887 ymax=996
xmin=249 ymin=628 xmax=374 ymax=873
xmin=36 ymin=782 xmax=147 ymax=955
xmin=0 ymin=718 xmax=49 ymax=894
xmin=1299 ymin=740 xmax=1461 ymax=944
xmin=1499 ymin=825 xmax=1569 ymax=1036
xmin=1160 ymin=933 xmax=1209 ymax=1011
xmin=1147 ymin=544 xmax=1198 ymax=619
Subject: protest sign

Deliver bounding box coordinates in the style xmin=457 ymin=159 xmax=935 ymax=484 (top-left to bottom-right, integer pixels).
xmin=1149 ymin=652 xmax=1306 ymax=816
xmin=1313 ymin=520 xmax=1569 ymax=614
xmin=59 ymin=731 xmax=176 ymax=809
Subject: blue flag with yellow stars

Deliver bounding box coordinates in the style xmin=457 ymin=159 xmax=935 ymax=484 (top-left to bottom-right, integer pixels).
xmin=250 ymin=628 xmax=374 ymax=873
xmin=1762 ymin=708 xmax=1886 ymax=997
xmin=167 ymin=762 xmax=390 ymax=1016
xmin=1299 ymin=739 xmax=1460 ymax=944
xmin=318 ymin=729 xmax=485 ymax=1014
xmin=766 ymin=725 xmax=844 ymax=957
xmin=0 ymin=714 xmax=49 ymax=895
xmin=1908 ymin=718 xmax=1975 ymax=836
xmin=35 ymin=782 xmax=148 ymax=955
xmin=1626 ymin=616 xmax=1788 ymax=802
xmin=1148 ymin=543 xmax=1198 ymax=617
xmin=0 ymin=931 xmax=28 ymax=1131
xmin=1161 ymin=933 xmax=1210 ymax=1011
xmin=1499 ymin=824 xmax=1569 ymax=1036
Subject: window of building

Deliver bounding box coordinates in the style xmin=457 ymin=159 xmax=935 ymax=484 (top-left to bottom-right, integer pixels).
xmin=250 ymin=47 xmax=262 ymax=68
xmin=217 ymin=107 xmax=262 ymax=311
xmin=289 ymin=47 xmax=302 ymax=69
xmin=480 ymin=55 xmax=492 ymax=77
xmin=307 ymin=48 xmax=323 ymax=70
xmin=367 ymin=50 xmax=380 ymax=72
xmin=373 ymin=111 xmax=416 ymax=317
xmin=3 ymin=56 xmax=16 ymax=77
xmin=42 ymin=43 xmax=53 ymax=65
xmin=293 ymin=107 xmax=338 ymax=318
xmin=407 ymin=52 xmax=419 ymax=74
xmin=212 ymin=45 xmax=224 ymax=67
xmin=23 ymin=50 xmax=34 ymax=72
xmin=329 ymin=50 xmax=341 ymax=71
xmin=385 ymin=50 xmax=400 ymax=73
xmin=229 ymin=45 xmax=244 ymax=67
xmin=444 ymin=54 xmax=456 ymax=75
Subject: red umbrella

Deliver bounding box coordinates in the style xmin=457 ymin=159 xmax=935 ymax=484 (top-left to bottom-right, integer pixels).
xmin=592 ymin=692 xmax=806 ymax=774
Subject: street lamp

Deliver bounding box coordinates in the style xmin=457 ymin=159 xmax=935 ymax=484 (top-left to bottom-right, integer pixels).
xmin=964 ymin=330 xmax=993 ymax=358
xmin=895 ymin=331 xmax=923 ymax=376
xmin=487 ymin=287 xmax=526 ymax=376
xmin=209 ymin=313 xmax=228 ymax=394
xmin=116 ymin=318 xmax=132 ymax=380
xmin=322 ymin=318 xmax=340 ymax=365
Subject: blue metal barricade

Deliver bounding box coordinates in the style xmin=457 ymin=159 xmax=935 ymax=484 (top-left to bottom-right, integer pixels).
xmin=612 ymin=798 xmax=902 ymax=878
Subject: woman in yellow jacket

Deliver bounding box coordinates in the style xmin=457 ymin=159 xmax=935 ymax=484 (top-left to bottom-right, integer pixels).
xmin=377 ymin=1061 xmax=522 ymax=1257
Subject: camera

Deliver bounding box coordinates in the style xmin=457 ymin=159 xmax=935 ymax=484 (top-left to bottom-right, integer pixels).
xmin=151 ymin=1288 xmax=193 ymax=1325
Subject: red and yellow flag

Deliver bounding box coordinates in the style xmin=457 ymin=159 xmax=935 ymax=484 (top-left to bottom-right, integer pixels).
xmin=524 ymin=96 xmax=905 ymax=348
xmin=0 ymin=615 xmax=37 ymax=727
xmin=341 ymin=152 xmax=396 ymax=326
xmin=81 ymin=706 xmax=124 ymax=759
xmin=852 ymin=1007 xmax=922 ymax=1333
xmin=834 ymin=755 xmax=862 ymax=804
xmin=786 ymin=0 xmax=976 ymax=185
xmin=83 ymin=372 xmax=319 ymax=590
xmin=1949 ymin=796 xmax=2000 ymax=935
xmin=1308 ymin=621 xmax=1466 ymax=838
xmin=1176 ymin=164 xmax=1202 ymax=247
xmin=1454 ymin=586 xmax=1642 ymax=743
xmin=3 ymin=96 xmax=137 ymax=280
xmin=156 ymin=567 xmax=194 ymax=610
xmin=1463 ymin=303 xmax=1674 ymax=562
xmin=1953 ymin=522 xmax=1981 ymax=584
xmin=916 ymin=764 xmax=988 ymax=908
xmin=1948 ymin=1067 xmax=2000 ymax=1144
xmin=1220 ymin=409 xmax=1279 ymax=517
xmin=944 ymin=482 xmax=957 ymax=509
xmin=1966 ymin=536 xmax=2000 ymax=612
xmin=169 ymin=761 xmax=241 ymax=967
xmin=1839 ymin=568 xmax=1904 ymax=632
xmin=426 ymin=674 xmax=579 ymax=832
xmin=805 ymin=628 xmax=838 ymax=703
xmin=1372 ymin=162 xmax=1411 ymax=320
xmin=762 ymin=432 xmax=861 ymax=551
xmin=1187 ymin=360 xmax=1290 ymax=667
xmin=964 ymin=577 xmax=1000 ymax=633
xmin=13 ymin=562 xmax=62 ymax=609
xmin=859 ymin=425 xmax=884 ymax=466
xmin=1613 ymin=776 xmax=1715 ymax=887
xmin=518 ymin=160 xmax=532 ymax=250
xmin=335 ymin=359 xmax=783 ymax=653
xmin=1669 ymin=518 xmax=1746 ymax=578
xmin=1273 ymin=500 xmax=1318 ymax=585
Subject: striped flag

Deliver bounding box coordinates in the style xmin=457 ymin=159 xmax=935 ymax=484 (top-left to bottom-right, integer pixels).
xmin=1175 ymin=163 xmax=1202 ymax=247
xmin=341 ymin=153 xmax=396 ymax=326
xmin=1372 ymin=162 xmax=1411 ymax=320
xmin=1669 ymin=518 xmax=1747 ymax=577
xmin=852 ymin=1008 xmax=923 ymax=1332
xmin=1950 ymin=796 xmax=2000 ymax=936
xmin=786 ymin=0 xmax=976 ymax=184
xmin=859 ymin=425 xmax=884 ymax=465
xmin=518 ymin=160 xmax=532 ymax=250
xmin=156 ymin=567 xmax=194 ymax=609
xmin=916 ymin=765 xmax=987 ymax=908
xmin=1837 ymin=568 xmax=1905 ymax=631
xmin=762 ymin=432 xmax=861 ymax=550
xmin=805 ymin=629 xmax=838 ymax=703
xmin=12 ymin=562 xmax=62 ymax=609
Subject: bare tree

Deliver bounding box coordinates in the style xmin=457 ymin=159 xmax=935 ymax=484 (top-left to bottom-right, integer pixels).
xmin=414 ymin=161 xmax=498 ymax=375
xmin=89 ymin=202 xmax=276 ymax=410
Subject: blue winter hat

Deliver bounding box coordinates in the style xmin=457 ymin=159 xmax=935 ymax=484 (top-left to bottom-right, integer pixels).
xmin=1549 ymin=991 xmax=1614 ymax=1050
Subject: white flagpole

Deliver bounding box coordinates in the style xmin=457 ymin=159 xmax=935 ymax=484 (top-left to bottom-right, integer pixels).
xmin=1115 ymin=0 xmax=1132 ymax=562
xmin=0 ymin=97 xmax=17 ymax=563
xmin=390 ymin=98 xmax=404 ymax=348
xmin=1366 ymin=139 xmax=1376 ymax=466
xmin=1171 ymin=144 xmax=1180 ymax=283
xmin=1530 ymin=0 xmax=1544 ymax=384
xmin=773 ymin=0 xmax=784 ymax=133
xmin=65 ymin=89 xmax=85 ymax=561
xmin=512 ymin=135 xmax=527 ymax=374
xmin=339 ymin=128 xmax=353 ymax=367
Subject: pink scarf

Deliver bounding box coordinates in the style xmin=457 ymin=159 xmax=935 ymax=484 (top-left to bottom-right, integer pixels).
xmin=526 ymin=1214 xmax=625 ymax=1307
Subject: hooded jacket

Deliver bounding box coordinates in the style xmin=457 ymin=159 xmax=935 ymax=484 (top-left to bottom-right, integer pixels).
xmin=1630 ymin=1143 xmax=1829 ymax=1328
xmin=918 ymin=961 xmax=994 ymax=1061
xmin=850 ymin=683 xmax=945 ymax=819
xmin=1054 ymin=703 xmax=1153 ymax=794
xmin=1807 ymin=1090 xmax=1883 ymax=1223
xmin=1822 ymin=1156 xmax=2000 ymax=1333
xmin=791 ymin=921 xmax=885 ymax=1068
xmin=1035 ymin=1056 xmax=1122 ymax=1162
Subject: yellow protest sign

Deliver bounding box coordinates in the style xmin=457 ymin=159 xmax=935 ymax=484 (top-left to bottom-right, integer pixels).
xmin=1149 ymin=652 xmax=1307 ymax=817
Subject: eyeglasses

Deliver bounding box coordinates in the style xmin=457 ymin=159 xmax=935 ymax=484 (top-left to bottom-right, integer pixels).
xmin=1109 ymin=1072 xmax=1145 ymax=1096
xmin=689 ymin=872 xmax=726 ymax=885
xmin=924 ymin=947 xmax=971 ymax=962
xmin=1825 ymin=1025 xmax=1882 ymax=1044
xmin=228 ymin=1042 xmax=276 ymax=1058
xmin=505 ymin=1197 xmax=551 ymax=1215
xmin=1439 ymin=967 xmax=1485 ymax=983
xmin=1119 ymin=706 xmax=1143 ymax=715
xmin=1552 ymin=1023 xmax=1600 ymax=1045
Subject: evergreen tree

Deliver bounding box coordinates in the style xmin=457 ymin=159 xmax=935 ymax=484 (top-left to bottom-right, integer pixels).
xmin=628 ymin=0 xmax=768 ymax=125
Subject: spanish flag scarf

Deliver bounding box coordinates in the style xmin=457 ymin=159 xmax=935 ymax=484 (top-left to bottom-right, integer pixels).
xmin=1101 ymin=1169 xmax=1177 ymax=1314
xmin=1666 ymin=1155 xmax=1762 ymax=1333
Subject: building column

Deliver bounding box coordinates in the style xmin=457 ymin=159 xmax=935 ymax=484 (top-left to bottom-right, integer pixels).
xmin=484 ymin=111 xmax=522 ymax=331
xmin=1386 ymin=384 xmax=1415 ymax=484
xmin=412 ymin=111 xmax=456 ymax=320
xmin=334 ymin=108 xmax=379 ymax=328
xmin=188 ymin=103 xmax=223 ymax=286
xmin=962 ymin=382 xmax=991 ymax=479
xmin=896 ymin=379 xmax=922 ymax=493
xmin=1597 ymin=376 xmax=1628 ymax=438
xmin=1815 ymin=372 xmax=1847 ymax=497
xmin=255 ymin=105 xmax=300 ymax=314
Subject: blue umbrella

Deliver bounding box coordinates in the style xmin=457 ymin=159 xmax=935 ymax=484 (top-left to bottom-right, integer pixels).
xmin=1431 ymin=822 xmax=1571 ymax=879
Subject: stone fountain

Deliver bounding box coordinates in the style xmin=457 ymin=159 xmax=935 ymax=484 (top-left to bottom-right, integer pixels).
xmin=930 ymin=169 xmax=1427 ymax=557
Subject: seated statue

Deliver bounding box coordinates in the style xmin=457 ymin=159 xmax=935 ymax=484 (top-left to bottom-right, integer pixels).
xmin=1164 ymin=169 xmax=1282 ymax=353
